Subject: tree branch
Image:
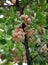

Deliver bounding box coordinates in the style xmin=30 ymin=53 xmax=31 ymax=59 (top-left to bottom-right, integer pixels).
xmin=16 ymin=0 xmax=23 ymax=14
xmin=22 ymin=23 xmax=32 ymax=65
xmin=44 ymin=25 xmax=48 ymax=29
xmin=23 ymin=34 xmax=32 ymax=65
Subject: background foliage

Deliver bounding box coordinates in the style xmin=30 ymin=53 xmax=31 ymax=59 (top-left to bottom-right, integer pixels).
xmin=0 ymin=0 xmax=48 ymax=65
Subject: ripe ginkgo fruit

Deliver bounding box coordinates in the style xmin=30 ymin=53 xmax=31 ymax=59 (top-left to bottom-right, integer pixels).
xmin=11 ymin=0 xmax=16 ymax=5
xmin=12 ymin=48 xmax=18 ymax=55
xmin=12 ymin=28 xmax=25 ymax=43
xmin=21 ymin=15 xmax=32 ymax=24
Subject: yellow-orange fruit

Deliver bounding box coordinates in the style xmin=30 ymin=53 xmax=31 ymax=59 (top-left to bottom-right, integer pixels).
xmin=26 ymin=4 xmax=30 ymax=8
xmin=12 ymin=48 xmax=18 ymax=55
xmin=12 ymin=28 xmax=25 ymax=43
xmin=21 ymin=14 xmax=32 ymax=24
xmin=27 ymin=17 xmax=31 ymax=23
xmin=23 ymin=51 xmax=26 ymax=56
xmin=25 ymin=15 xmax=29 ymax=19
xmin=27 ymin=29 xmax=35 ymax=36
xmin=21 ymin=15 xmax=25 ymax=19
xmin=16 ymin=57 xmax=21 ymax=64
xmin=42 ymin=52 xmax=47 ymax=56
xmin=11 ymin=0 xmax=16 ymax=5
xmin=28 ymin=38 xmax=32 ymax=42
xmin=43 ymin=48 xmax=47 ymax=51
xmin=23 ymin=59 xmax=27 ymax=63
xmin=13 ymin=57 xmax=17 ymax=63
xmin=13 ymin=57 xmax=21 ymax=63
xmin=23 ymin=56 xmax=27 ymax=60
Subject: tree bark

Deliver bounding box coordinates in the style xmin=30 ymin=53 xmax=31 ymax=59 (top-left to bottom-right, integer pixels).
xmin=24 ymin=34 xmax=32 ymax=65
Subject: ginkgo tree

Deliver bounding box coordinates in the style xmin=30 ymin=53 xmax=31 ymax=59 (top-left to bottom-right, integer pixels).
xmin=0 ymin=0 xmax=48 ymax=65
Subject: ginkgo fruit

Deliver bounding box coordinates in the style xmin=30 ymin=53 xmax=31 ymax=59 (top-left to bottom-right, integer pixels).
xmin=12 ymin=28 xmax=25 ymax=43
xmin=11 ymin=0 xmax=16 ymax=5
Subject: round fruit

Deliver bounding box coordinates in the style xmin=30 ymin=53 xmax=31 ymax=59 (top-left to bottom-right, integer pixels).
xmin=27 ymin=17 xmax=31 ymax=22
xmin=21 ymin=15 xmax=25 ymax=19
xmin=25 ymin=15 xmax=29 ymax=19
xmin=11 ymin=0 xmax=16 ymax=5
xmin=13 ymin=57 xmax=17 ymax=63
xmin=12 ymin=48 xmax=18 ymax=55
xmin=23 ymin=56 xmax=27 ymax=60
xmin=42 ymin=51 xmax=47 ymax=56
xmin=12 ymin=28 xmax=25 ymax=43
xmin=23 ymin=59 xmax=27 ymax=63
xmin=28 ymin=38 xmax=32 ymax=42
xmin=26 ymin=4 xmax=30 ymax=8
xmin=16 ymin=57 xmax=21 ymax=64
xmin=23 ymin=51 xmax=26 ymax=56
xmin=27 ymin=29 xmax=35 ymax=36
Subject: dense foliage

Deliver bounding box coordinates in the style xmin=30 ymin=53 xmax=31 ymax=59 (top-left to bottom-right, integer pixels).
xmin=0 ymin=0 xmax=48 ymax=65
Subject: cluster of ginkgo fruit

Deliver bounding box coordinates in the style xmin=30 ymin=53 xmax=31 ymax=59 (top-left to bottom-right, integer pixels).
xmin=12 ymin=27 xmax=25 ymax=43
xmin=12 ymin=14 xmax=35 ymax=43
xmin=21 ymin=15 xmax=32 ymax=24
xmin=12 ymin=48 xmax=21 ymax=64
xmin=12 ymin=48 xmax=28 ymax=65
xmin=12 ymin=14 xmax=46 ymax=43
